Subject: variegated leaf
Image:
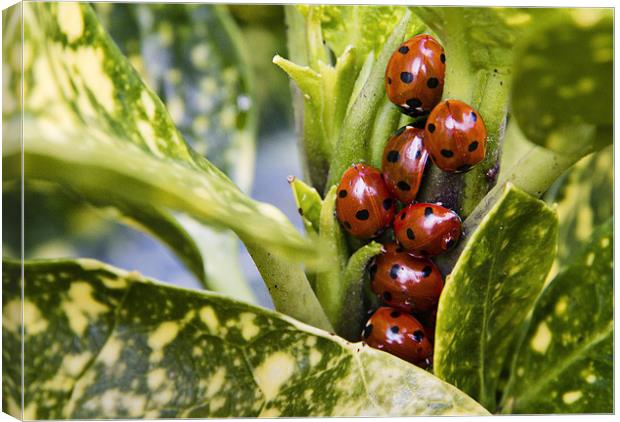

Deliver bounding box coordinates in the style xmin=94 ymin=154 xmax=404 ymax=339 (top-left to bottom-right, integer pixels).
xmin=2 ymin=2 xmax=319 ymax=266
xmin=501 ymin=219 xmax=612 ymax=413
xmin=434 ymin=184 xmax=558 ymax=411
xmin=2 ymin=259 xmax=488 ymax=418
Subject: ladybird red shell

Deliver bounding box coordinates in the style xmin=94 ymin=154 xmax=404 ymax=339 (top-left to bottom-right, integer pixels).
xmin=385 ymin=34 xmax=446 ymax=116
xmin=362 ymin=306 xmax=433 ymax=368
xmin=381 ymin=125 xmax=428 ymax=204
xmin=424 ymin=99 xmax=487 ymax=173
xmin=369 ymin=243 xmax=443 ymax=313
xmin=335 ymin=163 xmax=395 ymax=239
xmin=393 ymin=203 xmax=461 ymax=256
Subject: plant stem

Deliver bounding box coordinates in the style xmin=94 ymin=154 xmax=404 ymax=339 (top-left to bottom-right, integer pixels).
xmin=314 ymin=186 xmax=349 ymax=329
xmin=243 ymin=238 xmax=334 ymax=332
xmin=326 ymin=10 xmax=411 ymax=190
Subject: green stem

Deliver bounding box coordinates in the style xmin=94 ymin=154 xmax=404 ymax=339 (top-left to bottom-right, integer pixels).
xmin=243 ymin=237 xmax=333 ymax=332
xmin=314 ymin=186 xmax=349 ymax=329
xmin=338 ymin=241 xmax=383 ymax=341
xmin=325 ymin=10 xmax=411 ymax=190
xmin=369 ymin=97 xmax=403 ymax=168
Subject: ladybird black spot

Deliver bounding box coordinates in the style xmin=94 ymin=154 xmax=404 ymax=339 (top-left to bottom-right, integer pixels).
xmin=387 ymin=77 xmax=392 ymax=85
xmin=344 ymin=221 xmax=352 ymax=229
xmin=387 ymin=150 xmax=400 ymax=163
xmin=458 ymin=164 xmax=471 ymax=172
xmin=390 ymin=326 xmax=400 ymax=334
xmin=383 ymin=198 xmax=393 ymax=211
xmin=427 ymin=77 xmax=439 ymax=89
xmin=399 ymin=45 xmax=409 ymax=54
xmin=406 ymin=228 xmax=415 ymax=240
xmin=390 ymin=310 xmax=401 ymax=318
xmin=356 ymin=209 xmax=370 ymax=220
xmin=441 ymin=149 xmax=454 ymax=158
xmin=468 ymin=141 xmax=479 ymax=152
xmin=396 ymin=246 xmax=405 ymax=253
xmin=415 ymin=150 xmax=422 ymax=159
xmin=397 ymin=181 xmax=411 ymax=191
xmin=422 ymin=266 xmax=432 ymax=277
xmin=470 ymin=112 xmax=477 ymax=122
xmin=390 ymin=264 xmax=400 ymax=279
xmin=446 ymin=239 xmax=455 ymax=249
xmin=412 ymin=119 xmax=426 ymax=129
xmin=363 ymin=324 xmax=374 ymax=339
xmin=394 ymin=126 xmax=406 ymax=136
xmin=425 ymin=207 xmax=433 ymax=217
xmin=400 ymin=212 xmax=407 ymax=220
xmin=413 ymin=330 xmax=425 ymax=342
xmin=383 ymin=291 xmax=392 ymax=301
xmin=400 ymin=72 xmax=414 ymax=83
xmin=339 ymin=189 xmax=347 ymax=198
xmin=406 ymin=98 xmax=422 ymax=108
xmin=427 ymin=123 xmax=436 ymax=133
xmin=440 ymin=53 xmax=446 ymax=63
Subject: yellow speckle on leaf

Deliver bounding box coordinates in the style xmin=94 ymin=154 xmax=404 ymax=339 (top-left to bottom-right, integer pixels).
xmin=148 ymin=321 xmax=180 ymax=350
xmin=309 ymin=349 xmax=322 ymax=366
xmin=141 ymin=90 xmax=156 ymax=120
xmin=530 ymin=321 xmax=552 ymax=354
xmin=562 ymin=390 xmax=583 ymax=404
xmin=147 ymin=368 xmax=167 ymax=390
xmin=239 ymin=312 xmax=260 ymax=341
xmin=200 ymin=306 xmax=220 ymax=333
xmin=254 ymin=352 xmax=296 ymax=400
xmin=58 ymin=2 xmax=84 ymax=43
xmin=99 ymin=335 xmax=123 ymax=366
xmin=555 ymin=296 xmax=568 ymax=315
xmin=62 ymin=282 xmax=109 ymax=336
xmin=23 ymin=299 xmax=48 ymax=335
xmin=207 ymin=367 xmax=227 ymax=398
xmin=586 ymin=374 xmax=597 ymax=383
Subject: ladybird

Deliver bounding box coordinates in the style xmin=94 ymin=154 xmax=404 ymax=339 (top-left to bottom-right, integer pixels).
xmin=335 ymin=163 xmax=395 ymax=239
xmin=385 ymin=34 xmax=446 ymax=116
xmin=381 ymin=125 xmax=429 ymax=204
xmin=362 ymin=306 xmax=433 ymax=368
xmin=393 ymin=203 xmax=461 ymax=256
xmin=369 ymin=243 xmax=443 ymax=313
xmin=424 ymin=99 xmax=487 ymax=173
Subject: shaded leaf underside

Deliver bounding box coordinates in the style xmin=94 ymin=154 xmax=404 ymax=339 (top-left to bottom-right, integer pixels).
xmin=2 ymin=259 xmax=488 ymax=418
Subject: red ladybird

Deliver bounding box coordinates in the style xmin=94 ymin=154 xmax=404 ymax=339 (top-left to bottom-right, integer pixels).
xmin=381 ymin=125 xmax=429 ymax=204
xmin=385 ymin=34 xmax=446 ymax=116
xmin=369 ymin=243 xmax=443 ymax=313
xmin=393 ymin=203 xmax=461 ymax=256
xmin=335 ymin=163 xmax=395 ymax=239
xmin=424 ymin=99 xmax=487 ymax=172
xmin=362 ymin=306 xmax=433 ymax=368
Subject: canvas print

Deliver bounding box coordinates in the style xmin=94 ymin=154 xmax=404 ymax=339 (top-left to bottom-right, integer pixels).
xmin=1 ymin=1 xmax=613 ymax=418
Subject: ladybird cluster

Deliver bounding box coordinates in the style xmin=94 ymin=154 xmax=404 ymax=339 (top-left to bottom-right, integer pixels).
xmin=334 ymin=34 xmax=487 ymax=368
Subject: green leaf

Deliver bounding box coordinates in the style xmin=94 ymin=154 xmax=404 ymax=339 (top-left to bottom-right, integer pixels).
xmin=545 ymin=146 xmax=613 ymax=271
xmin=3 ymin=258 xmax=489 ymax=418
xmin=93 ymin=2 xmax=257 ymax=191
xmin=3 ymin=2 xmax=320 ymax=265
xmin=511 ymin=9 xmax=612 ymax=156
xmin=88 ymin=3 xmax=260 ymax=300
xmin=289 ymin=176 xmax=322 ymax=235
xmin=434 ymin=184 xmax=558 ymax=411
xmin=501 ymin=219 xmax=613 ymax=413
